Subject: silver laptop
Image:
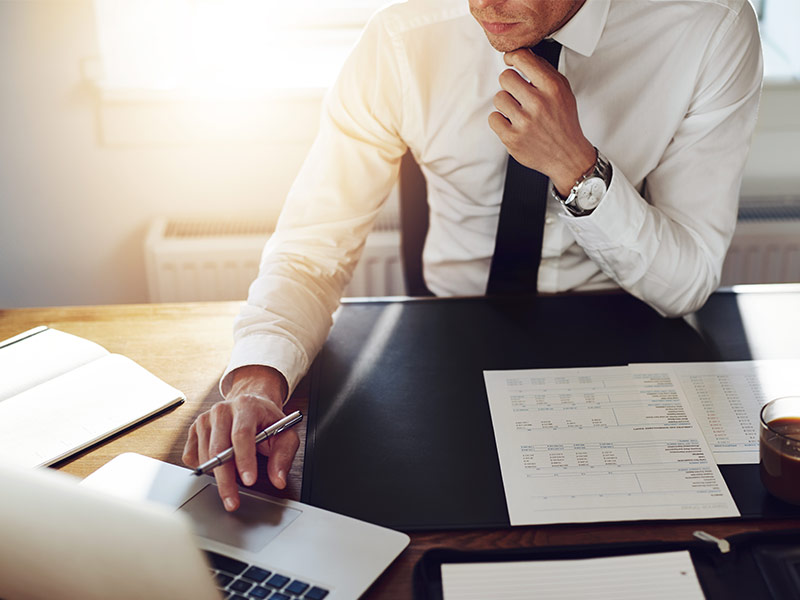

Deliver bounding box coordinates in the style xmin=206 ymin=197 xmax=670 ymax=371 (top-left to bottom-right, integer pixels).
xmin=0 ymin=453 xmax=409 ymax=600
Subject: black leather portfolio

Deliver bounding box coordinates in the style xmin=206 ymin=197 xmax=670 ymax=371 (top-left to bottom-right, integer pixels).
xmin=301 ymin=292 xmax=800 ymax=531
xmin=413 ymin=529 xmax=800 ymax=600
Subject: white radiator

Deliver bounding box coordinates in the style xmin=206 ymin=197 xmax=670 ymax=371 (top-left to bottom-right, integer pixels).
xmin=145 ymin=195 xmax=405 ymax=302
xmin=144 ymin=217 xmax=272 ymax=302
xmin=145 ymin=197 xmax=800 ymax=302
xmin=720 ymin=197 xmax=800 ymax=286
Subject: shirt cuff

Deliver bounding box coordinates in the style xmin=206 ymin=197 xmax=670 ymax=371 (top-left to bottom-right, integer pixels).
xmin=557 ymin=157 xmax=647 ymax=250
xmin=219 ymin=334 xmax=310 ymax=404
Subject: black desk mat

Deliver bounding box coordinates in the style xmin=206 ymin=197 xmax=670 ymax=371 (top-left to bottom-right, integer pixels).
xmin=301 ymin=293 xmax=800 ymax=530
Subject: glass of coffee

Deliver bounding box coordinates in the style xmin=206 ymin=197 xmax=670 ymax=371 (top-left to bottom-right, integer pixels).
xmin=760 ymin=396 xmax=800 ymax=505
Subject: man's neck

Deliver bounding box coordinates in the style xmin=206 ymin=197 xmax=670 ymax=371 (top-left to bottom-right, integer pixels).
xmin=549 ymin=0 xmax=587 ymax=36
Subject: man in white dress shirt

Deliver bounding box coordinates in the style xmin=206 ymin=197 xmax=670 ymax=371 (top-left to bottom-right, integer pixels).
xmin=183 ymin=0 xmax=763 ymax=511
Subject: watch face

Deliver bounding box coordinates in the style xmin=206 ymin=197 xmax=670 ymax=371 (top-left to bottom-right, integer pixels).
xmin=575 ymin=177 xmax=606 ymax=210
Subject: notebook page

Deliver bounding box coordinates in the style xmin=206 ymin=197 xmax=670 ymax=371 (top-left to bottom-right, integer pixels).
xmin=0 ymin=328 xmax=108 ymax=402
xmin=441 ymin=550 xmax=705 ymax=600
xmin=0 ymin=354 xmax=184 ymax=467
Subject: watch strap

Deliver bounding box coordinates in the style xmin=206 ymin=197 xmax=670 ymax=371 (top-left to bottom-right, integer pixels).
xmin=552 ymin=149 xmax=612 ymax=217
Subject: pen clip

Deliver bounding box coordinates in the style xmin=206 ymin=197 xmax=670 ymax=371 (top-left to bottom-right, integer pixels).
xmin=693 ymin=530 xmax=730 ymax=554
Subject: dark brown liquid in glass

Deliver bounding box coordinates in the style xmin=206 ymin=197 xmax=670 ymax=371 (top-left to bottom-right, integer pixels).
xmin=760 ymin=416 xmax=800 ymax=505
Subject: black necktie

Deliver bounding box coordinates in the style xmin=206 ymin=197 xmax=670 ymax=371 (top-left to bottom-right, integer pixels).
xmin=486 ymin=39 xmax=562 ymax=296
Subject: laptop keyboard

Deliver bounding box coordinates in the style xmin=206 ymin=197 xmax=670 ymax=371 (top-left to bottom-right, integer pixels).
xmin=205 ymin=550 xmax=330 ymax=600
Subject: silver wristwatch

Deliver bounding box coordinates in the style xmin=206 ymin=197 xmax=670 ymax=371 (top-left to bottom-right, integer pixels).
xmin=551 ymin=149 xmax=612 ymax=217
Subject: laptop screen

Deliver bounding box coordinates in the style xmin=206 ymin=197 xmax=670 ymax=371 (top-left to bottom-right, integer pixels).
xmin=0 ymin=461 xmax=219 ymax=600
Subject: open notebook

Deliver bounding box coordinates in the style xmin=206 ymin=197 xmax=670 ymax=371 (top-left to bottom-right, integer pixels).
xmin=0 ymin=327 xmax=184 ymax=467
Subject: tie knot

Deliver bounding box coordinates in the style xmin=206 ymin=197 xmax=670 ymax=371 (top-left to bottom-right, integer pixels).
xmin=530 ymin=39 xmax=562 ymax=69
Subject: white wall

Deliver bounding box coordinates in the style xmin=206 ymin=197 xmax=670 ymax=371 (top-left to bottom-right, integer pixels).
xmin=741 ymin=83 xmax=800 ymax=197
xmin=0 ymin=1 xmax=317 ymax=307
xmin=1 ymin=1 xmax=798 ymax=308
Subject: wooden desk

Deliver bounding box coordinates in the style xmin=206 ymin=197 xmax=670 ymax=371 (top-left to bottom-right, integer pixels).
xmin=2 ymin=297 xmax=799 ymax=600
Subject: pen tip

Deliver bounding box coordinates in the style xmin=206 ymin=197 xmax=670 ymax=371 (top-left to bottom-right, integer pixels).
xmin=191 ymin=469 xmax=202 ymax=476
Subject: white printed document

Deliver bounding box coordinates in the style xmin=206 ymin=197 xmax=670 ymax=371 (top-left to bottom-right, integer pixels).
xmin=0 ymin=327 xmax=185 ymax=468
xmin=631 ymin=360 xmax=800 ymax=464
xmin=484 ymin=366 xmax=739 ymax=525
xmin=442 ymin=550 xmax=705 ymax=600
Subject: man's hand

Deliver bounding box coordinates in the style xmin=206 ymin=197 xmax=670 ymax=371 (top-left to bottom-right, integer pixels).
xmin=182 ymin=365 xmax=298 ymax=512
xmin=489 ymin=49 xmax=596 ymax=197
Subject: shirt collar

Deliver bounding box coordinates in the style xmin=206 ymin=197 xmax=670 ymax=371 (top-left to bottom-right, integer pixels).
xmin=550 ymin=0 xmax=610 ymax=57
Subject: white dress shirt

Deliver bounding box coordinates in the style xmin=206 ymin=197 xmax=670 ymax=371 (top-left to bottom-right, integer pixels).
xmin=223 ymin=0 xmax=763 ymax=396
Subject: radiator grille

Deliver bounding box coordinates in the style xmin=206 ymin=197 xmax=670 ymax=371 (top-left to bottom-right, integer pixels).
xmin=721 ymin=196 xmax=800 ymax=286
xmin=163 ymin=219 xmax=273 ymax=238
xmin=738 ymin=196 xmax=800 ymax=222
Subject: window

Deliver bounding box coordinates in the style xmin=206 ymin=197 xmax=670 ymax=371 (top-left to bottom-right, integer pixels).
xmin=754 ymin=0 xmax=800 ymax=83
xmin=94 ymin=0 xmax=389 ymax=94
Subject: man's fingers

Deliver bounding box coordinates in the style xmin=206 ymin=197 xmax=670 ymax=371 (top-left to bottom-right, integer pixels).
xmin=208 ymin=404 xmax=234 ymax=458
xmin=493 ymin=89 xmax=522 ymax=122
xmin=498 ymin=68 xmax=538 ymax=108
xmin=182 ymin=367 xmax=294 ymax=511
xmin=182 ymin=422 xmax=199 ymax=468
xmin=208 ymin=404 xmax=240 ymax=510
xmin=212 ymin=462 xmax=241 ymax=512
xmin=488 ymin=110 xmax=512 ymax=135
xmin=262 ymin=430 xmax=301 ymax=490
xmin=231 ymin=411 xmax=258 ymax=487
xmin=503 ymin=49 xmax=559 ymax=95
xmin=195 ymin=414 xmax=211 ymax=464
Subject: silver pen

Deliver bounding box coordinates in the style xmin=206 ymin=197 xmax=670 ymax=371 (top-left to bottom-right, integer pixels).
xmin=191 ymin=410 xmax=303 ymax=476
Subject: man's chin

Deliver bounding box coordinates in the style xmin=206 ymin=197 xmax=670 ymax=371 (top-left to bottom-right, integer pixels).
xmin=483 ymin=32 xmax=524 ymax=53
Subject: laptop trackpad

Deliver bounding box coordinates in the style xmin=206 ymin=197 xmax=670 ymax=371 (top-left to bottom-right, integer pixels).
xmin=179 ymin=484 xmax=301 ymax=553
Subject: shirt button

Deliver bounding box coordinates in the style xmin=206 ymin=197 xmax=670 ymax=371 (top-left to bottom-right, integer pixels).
xmin=545 ymin=217 xmax=554 ymax=225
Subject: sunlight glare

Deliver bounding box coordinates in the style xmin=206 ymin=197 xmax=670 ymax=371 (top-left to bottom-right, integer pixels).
xmin=95 ymin=0 xmax=357 ymax=95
